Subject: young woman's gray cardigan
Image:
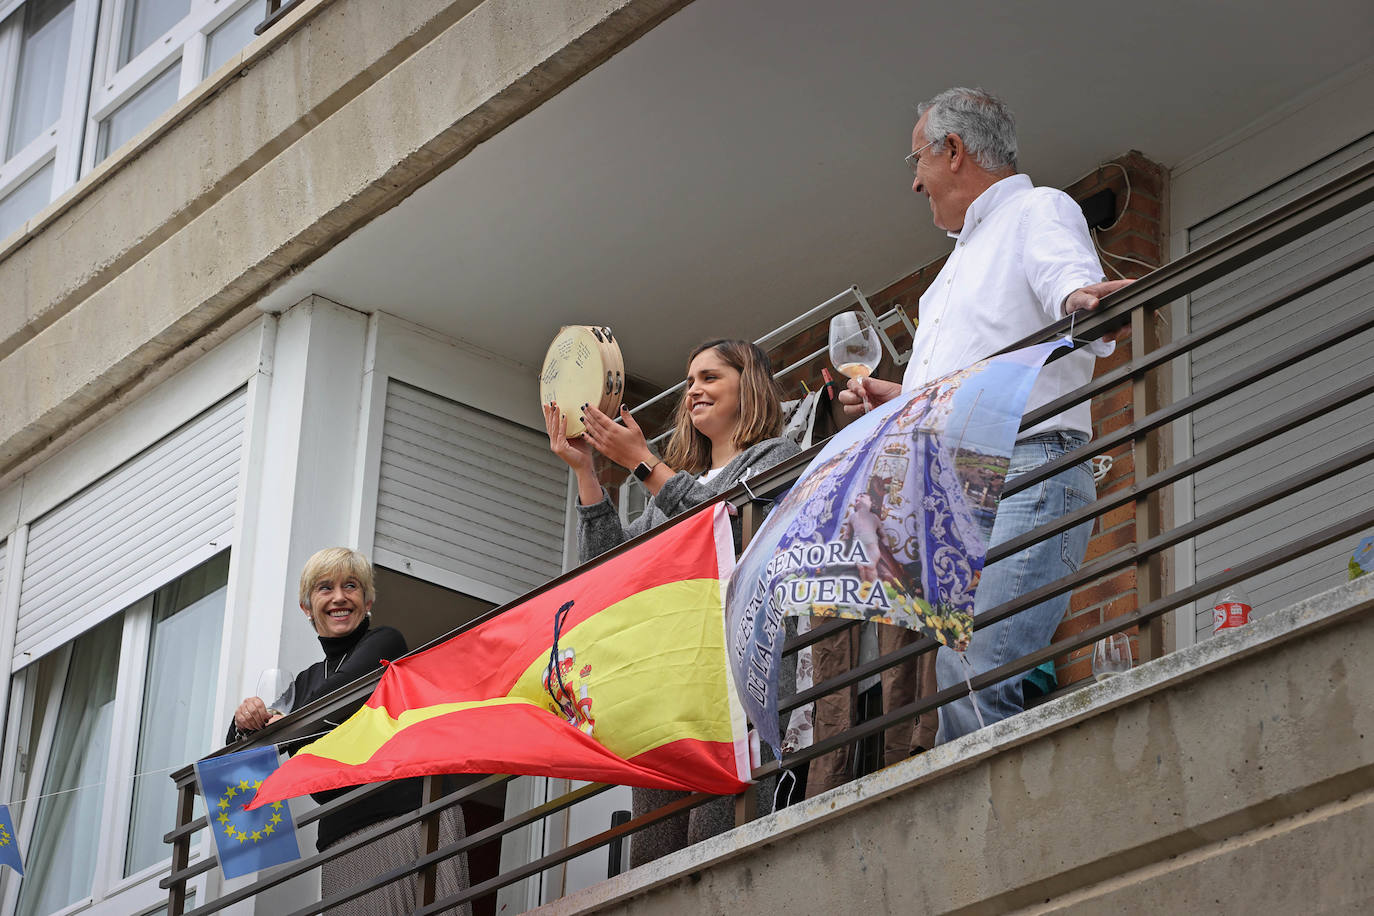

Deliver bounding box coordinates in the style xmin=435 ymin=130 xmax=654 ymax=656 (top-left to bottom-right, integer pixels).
xmin=576 ymin=437 xmax=801 ymax=563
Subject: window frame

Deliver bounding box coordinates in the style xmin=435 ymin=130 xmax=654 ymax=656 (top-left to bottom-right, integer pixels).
xmin=81 ymin=0 xmax=258 ymax=172
xmin=0 ymin=0 xmax=97 ymax=230
xmin=0 ymin=575 xmax=224 ymax=916
xmin=0 ymin=0 xmax=261 ymax=239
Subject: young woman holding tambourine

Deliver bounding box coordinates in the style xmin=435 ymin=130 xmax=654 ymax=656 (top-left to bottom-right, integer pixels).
xmin=543 ymin=337 xmax=799 ymax=564
xmin=542 ymin=337 xmax=799 ymax=866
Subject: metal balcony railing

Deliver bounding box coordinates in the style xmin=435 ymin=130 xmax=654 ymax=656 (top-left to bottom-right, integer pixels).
xmin=161 ymin=156 xmax=1374 ymax=915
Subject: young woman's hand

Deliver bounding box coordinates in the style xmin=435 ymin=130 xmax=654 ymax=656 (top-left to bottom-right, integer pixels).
xmin=544 ymin=402 xmax=595 ymax=473
xmin=581 ymin=404 xmax=653 ymax=470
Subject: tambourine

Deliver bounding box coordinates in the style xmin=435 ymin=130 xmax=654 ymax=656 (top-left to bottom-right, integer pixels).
xmin=539 ymin=325 xmax=625 ymax=437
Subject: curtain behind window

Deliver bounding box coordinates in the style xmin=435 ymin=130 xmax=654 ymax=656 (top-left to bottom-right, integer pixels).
xmin=6 ymin=0 xmax=75 ymax=159
xmin=125 ymin=552 xmax=229 ymax=875
xmin=15 ymin=614 xmax=123 ymax=916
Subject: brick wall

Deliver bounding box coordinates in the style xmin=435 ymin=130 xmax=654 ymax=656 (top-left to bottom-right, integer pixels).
xmin=768 ymin=151 xmax=1169 ymax=692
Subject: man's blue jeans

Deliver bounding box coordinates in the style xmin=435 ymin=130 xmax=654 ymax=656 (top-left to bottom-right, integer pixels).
xmin=936 ymin=431 xmax=1095 ymax=743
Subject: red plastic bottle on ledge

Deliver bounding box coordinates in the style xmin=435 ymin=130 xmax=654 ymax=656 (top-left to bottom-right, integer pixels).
xmin=1212 ymin=572 xmax=1252 ymax=633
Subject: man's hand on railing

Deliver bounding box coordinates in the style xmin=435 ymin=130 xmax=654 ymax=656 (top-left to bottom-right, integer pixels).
xmin=838 ymin=377 xmax=903 ymax=417
xmin=1062 ymin=278 xmax=1136 ymax=342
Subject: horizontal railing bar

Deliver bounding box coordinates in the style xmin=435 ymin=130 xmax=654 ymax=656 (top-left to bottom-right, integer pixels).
xmin=988 ymin=369 xmax=1374 ymax=565
xmin=1001 ymin=301 xmax=1374 ymax=499
xmin=1018 ymin=238 xmax=1374 ymax=433
xmin=175 ymin=775 xmax=588 ymax=915
xmin=992 ymin=156 xmax=1374 ymax=360
xmin=275 ymin=781 xmax=622 ymax=916
xmin=417 ymin=790 xmax=711 ymax=914
xmin=780 ymin=422 xmax=1368 ymax=714
xmin=780 ymin=628 xmax=938 ymax=715
xmin=1134 ymin=439 xmax=1374 ymax=558
xmin=781 ymin=615 xmax=858 ymax=654
xmin=964 ymin=504 xmax=1374 ymax=697
xmin=162 ymin=774 xmax=513 ymax=887
xmin=770 ymin=502 xmax=1374 ymax=778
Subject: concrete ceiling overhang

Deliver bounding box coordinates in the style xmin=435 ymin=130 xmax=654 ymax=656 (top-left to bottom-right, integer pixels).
xmin=257 ymin=0 xmax=1374 ymax=389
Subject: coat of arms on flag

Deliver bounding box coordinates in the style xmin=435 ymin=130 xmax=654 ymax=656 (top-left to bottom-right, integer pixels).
xmin=249 ymin=503 xmax=750 ymax=810
xmin=194 ymin=746 xmax=302 ymax=879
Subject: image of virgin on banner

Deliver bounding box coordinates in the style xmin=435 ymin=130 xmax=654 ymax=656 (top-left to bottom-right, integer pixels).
xmin=726 ymin=340 xmax=1069 ymax=751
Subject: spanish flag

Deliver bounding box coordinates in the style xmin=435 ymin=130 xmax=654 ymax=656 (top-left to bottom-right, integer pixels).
xmin=250 ymin=504 xmax=750 ymax=807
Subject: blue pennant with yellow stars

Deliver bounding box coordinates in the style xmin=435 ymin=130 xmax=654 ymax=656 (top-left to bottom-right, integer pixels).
xmin=194 ymin=746 xmax=301 ymax=879
xmin=0 ymin=803 xmax=22 ymax=874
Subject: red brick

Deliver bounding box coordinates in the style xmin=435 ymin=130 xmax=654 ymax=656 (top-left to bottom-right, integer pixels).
xmin=1099 ymin=231 xmax=1163 ymax=264
xmin=1084 ymin=524 xmax=1135 ymax=562
xmin=1054 ymin=608 xmax=1102 ymax=640
xmin=1093 ymin=344 xmax=1134 ymax=373
xmin=1103 ymin=594 xmax=1138 ymax=621
xmin=1098 ymin=502 xmax=1135 ymax=531
xmin=1092 ymin=383 xmax=1133 ymax=416
xmin=1096 ymin=210 xmax=1161 ymax=244
xmin=1072 ymin=568 xmax=1137 ymax=608
xmin=1057 ymin=658 xmax=1092 ymax=685
xmin=1095 ymin=410 xmax=1135 ymax=436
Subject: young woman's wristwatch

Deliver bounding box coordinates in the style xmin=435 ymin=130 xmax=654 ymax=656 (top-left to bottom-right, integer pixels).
xmin=632 ymin=456 xmax=661 ymax=482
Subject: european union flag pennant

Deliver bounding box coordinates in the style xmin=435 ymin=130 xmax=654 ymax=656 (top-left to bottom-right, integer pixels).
xmin=0 ymin=804 xmax=22 ymax=874
xmin=195 ymin=747 xmax=301 ymax=879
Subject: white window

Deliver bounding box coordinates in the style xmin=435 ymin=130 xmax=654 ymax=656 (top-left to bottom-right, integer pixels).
xmin=83 ymin=0 xmax=261 ymax=170
xmin=0 ymin=0 xmax=93 ymax=239
xmin=5 ymin=552 xmax=229 ymax=916
xmin=0 ymin=0 xmax=262 ymax=241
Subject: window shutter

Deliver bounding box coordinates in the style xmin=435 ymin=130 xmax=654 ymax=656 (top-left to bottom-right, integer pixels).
xmin=14 ymin=392 xmax=246 ymax=665
xmin=373 ymin=382 xmax=567 ymax=604
xmin=1187 ymin=136 xmax=1374 ymax=640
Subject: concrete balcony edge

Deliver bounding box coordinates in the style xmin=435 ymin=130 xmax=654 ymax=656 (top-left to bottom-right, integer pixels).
xmin=536 ymin=574 xmax=1374 ymax=914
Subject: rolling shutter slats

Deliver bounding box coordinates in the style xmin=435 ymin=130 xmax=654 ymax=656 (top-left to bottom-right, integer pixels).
xmin=14 ymin=393 xmax=245 ymax=664
xmin=374 ymin=382 xmax=566 ymax=602
xmin=1188 ymin=137 xmax=1374 ymax=640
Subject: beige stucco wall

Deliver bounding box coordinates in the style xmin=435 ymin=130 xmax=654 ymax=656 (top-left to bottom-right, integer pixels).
xmin=538 ymin=577 xmax=1374 ymax=915
xmin=0 ymin=0 xmax=691 ymax=486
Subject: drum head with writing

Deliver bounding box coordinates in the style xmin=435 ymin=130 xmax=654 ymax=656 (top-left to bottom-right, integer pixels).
xmin=539 ymin=325 xmax=624 ymax=437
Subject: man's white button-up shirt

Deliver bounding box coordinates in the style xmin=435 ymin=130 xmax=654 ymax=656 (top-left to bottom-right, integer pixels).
xmin=901 ymin=174 xmax=1111 ymax=439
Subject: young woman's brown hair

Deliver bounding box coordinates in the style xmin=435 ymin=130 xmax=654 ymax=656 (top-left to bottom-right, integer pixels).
xmin=661 ymin=339 xmax=783 ymax=474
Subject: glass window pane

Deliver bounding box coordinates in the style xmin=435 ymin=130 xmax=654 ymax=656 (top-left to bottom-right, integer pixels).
xmin=6 ymin=0 xmax=76 ymax=160
xmin=203 ymin=1 xmax=259 ymax=79
xmin=119 ymin=0 xmax=191 ymax=68
xmin=15 ymin=615 xmax=124 ymax=916
xmin=0 ymin=160 xmax=53 ymax=240
xmin=95 ymin=61 xmax=181 ymax=164
xmin=125 ymin=553 xmax=230 ymax=875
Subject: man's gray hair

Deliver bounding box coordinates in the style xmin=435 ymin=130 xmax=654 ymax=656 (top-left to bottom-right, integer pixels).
xmin=916 ymin=87 xmax=1018 ymax=173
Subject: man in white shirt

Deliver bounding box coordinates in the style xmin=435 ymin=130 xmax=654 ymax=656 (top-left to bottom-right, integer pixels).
xmin=841 ymin=87 xmax=1131 ymax=741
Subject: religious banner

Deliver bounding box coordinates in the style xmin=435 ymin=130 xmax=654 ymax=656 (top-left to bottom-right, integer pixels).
xmin=727 ymin=341 xmax=1068 ymax=751
xmin=250 ymin=504 xmax=750 ymax=809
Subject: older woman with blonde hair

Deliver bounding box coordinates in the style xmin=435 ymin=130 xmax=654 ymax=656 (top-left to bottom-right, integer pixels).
xmin=230 ymin=547 xmax=469 ymax=915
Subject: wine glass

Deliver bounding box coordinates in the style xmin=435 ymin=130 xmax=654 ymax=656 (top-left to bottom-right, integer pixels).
xmin=1091 ymin=633 xmax=1133 ymax=682
xmin=829 ymin=312 xmax=883 ymax=412
xmin=256 ymin=668 xmax=296 ymax=717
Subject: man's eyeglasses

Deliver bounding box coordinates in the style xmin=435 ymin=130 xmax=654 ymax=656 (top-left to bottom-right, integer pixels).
xmin=905 ymin=138 xmax=937 ymax=173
